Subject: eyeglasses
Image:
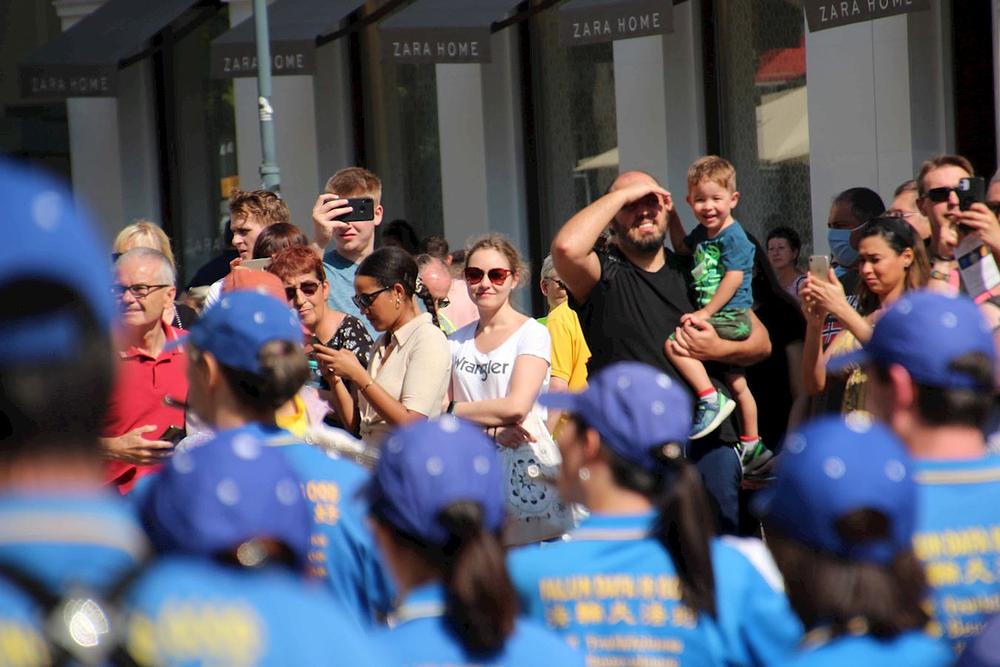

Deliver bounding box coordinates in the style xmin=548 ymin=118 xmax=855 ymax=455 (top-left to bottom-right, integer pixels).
xmin=285 ymin=280 xmax=321 ymax=301
xmin=924 ymin=186 xmax=963 ymax=203
xmin=436 ymin=296 xmax=451 ymax=309
xmin=352 ymin=286 xmax=391 ymax=310
xmin=112 ymin=283 xmax=170 ymax=299
xmin=546 ymin=277 xmax=567 ymax=290
xmin=465 ymin=267 xmax=513 ymax=286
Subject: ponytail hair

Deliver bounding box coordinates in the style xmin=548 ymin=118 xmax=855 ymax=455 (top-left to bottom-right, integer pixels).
xmin=437 ymin=501 xmax=517 ymax=654
xmin=606 ymin=441 xmax=717 ymax=617
xmin=200 ymin=339 xmax=309 ymax=412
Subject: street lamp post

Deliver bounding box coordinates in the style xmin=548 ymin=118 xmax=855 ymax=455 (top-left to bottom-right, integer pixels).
xmin=252 ymin=0 xmax=280 ymax=192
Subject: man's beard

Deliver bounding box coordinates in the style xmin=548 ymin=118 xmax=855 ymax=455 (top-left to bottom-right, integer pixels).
xmin=618 ymin=225 xmax=666 ymax=254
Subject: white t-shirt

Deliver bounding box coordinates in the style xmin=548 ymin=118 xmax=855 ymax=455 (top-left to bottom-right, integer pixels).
xmin=449 ymin=318 xmax=551 ymax=409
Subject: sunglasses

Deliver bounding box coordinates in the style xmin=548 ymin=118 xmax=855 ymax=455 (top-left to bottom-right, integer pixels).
xmin=352 ymin=286 xmax=391 ymax=310
xmin=547 ymin=277 xmax=567 ymax=290
xmin=284 ymin=281 xmax=321 ymax=301
xmin=465 ymin=267 xmax=513 ymax=286
xmin=925 ymin=186 xmax=963 ymax=203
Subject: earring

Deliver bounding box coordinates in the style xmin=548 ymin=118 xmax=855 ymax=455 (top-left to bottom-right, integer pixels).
xmin=578 ymin=467 xmax=591 ymax=482
xmin=395 ymin=298 xmax=400 ymax=309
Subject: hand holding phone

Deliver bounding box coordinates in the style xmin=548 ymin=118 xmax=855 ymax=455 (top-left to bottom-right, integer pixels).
xmin=159 ymin=425 xmax=185 ymax=445
xmin=808 ymin=255 xmax=831 ymax=282
xmin=312 ymin=193 xmax=355 ymax=247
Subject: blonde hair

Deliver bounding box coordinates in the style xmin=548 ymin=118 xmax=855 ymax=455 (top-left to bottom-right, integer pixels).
xmin=113 ymin=220 xmax=176 ymax=269
xmin=324 ymin=167 xmax=382 ymax=205
xmin=465 ymin=234 xmax=528 ymax=285
xmin=687 ymin=155 xmax=737 ymax=193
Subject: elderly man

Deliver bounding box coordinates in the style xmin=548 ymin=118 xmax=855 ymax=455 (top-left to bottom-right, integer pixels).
xmin=101 ymin=247 xmax=187 ymax=493
xmin=416 ymin=253 xmax=457 ymax=334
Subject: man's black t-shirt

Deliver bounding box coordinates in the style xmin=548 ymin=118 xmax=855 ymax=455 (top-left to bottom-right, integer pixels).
xmin=568 ymin=246 xmax=737 ymax=442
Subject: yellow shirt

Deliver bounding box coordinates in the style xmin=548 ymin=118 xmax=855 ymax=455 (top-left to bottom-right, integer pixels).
xmin=545 ymin=301 xmax=591 ymax=392
xmin=275 ymin=394 xmax=309 ymax=439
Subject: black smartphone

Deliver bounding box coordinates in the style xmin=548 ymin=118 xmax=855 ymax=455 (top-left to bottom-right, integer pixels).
xmin=159 ymin=425 xmax=185 ymax=444
xmin=340 ymin=197 xmax=374 ymax=222
xmin=958 ymin=177 xmax=986 ymax=212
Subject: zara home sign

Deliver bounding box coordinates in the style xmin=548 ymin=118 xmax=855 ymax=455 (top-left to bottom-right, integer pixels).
xmin=558 ymin=0 xmax=673 ymax=46
xmin=803 ymin=0 xmax=930 ymax=32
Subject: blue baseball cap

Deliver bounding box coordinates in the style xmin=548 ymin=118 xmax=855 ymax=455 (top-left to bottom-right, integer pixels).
xmin=172 ymin=290 xmax=302 ymax=373
xmin=539 ymin=361 xmax=692 ymax=472
xmin=366 ymin=416 xmax=505 ymax=547
xmin=141 ymin=428 xmax=310 ymax=565
xmin=0 ymin=159 xmax=114 ymax=364
xmin=752 ymin=414 xmax=916 ymax=564
xmin=828 ymin=290 xmax=996 ymax=389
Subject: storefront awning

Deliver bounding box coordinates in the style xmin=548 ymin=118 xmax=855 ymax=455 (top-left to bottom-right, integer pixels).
xmin=559 ymin=0 xmax=673 ymax=46
xmin=379 ymin=0 xmax=518 ymax=64
xmin=210 ymin=0 xmax=367 ymax=78
xmin=18 ymin=0 xmax=203 ymax=100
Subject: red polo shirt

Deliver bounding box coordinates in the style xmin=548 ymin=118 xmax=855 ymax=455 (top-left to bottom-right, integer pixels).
xmin=102 ymin=323 xmax=188 ymax=493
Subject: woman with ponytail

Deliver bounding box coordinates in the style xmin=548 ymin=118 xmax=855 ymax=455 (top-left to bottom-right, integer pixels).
xmin=510 ymin=361 xmax=803 ymax=666
xmin=316 ymin=246 xmax=451 ymax=448
xmin=752 ymin=416 xmax=950 ymax=665
xmin=367 ymin=417 xmax=583 ymax=666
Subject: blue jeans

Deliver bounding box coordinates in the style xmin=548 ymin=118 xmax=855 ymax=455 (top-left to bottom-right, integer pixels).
xmin=686 ymin=438 xmax=741 ymax=535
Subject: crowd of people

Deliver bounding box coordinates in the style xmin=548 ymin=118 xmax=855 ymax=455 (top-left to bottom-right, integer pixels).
xmin=2 ymin=150 xmax=1000 ymax=666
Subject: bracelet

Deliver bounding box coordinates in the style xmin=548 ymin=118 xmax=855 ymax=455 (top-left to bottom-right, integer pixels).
xmin=360 ymin=378 xmax=375 ymax=393
xmin=446 ymin=400 xmax=456 ymax=414
xmin=929 ymin=269 xmax=951 ymax=282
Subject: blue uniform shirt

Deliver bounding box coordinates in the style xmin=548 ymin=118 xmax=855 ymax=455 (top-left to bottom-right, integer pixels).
xmin=323 ymin=249 xmax=377 ymax=339
xmin=777 ymin=631 xmax=952 ymax=667
xmin=913 ymin=454 xmax=1000 ymax=652
xmin=508 ymin=513 xmax=801 ymax=666
xmin=239 ymin=423 xmax=393 ymax=625
xmin=0 ymin=492 xmax=149 ymax=666
xmin=125 ymin=556 xmax=383 ymax=666
xmin=373 ymin=582 xmax=584 ymax=666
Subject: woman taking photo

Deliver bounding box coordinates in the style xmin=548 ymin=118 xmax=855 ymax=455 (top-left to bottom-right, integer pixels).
xmin=367 ymin=417 xmax=582 ymax=666
xmin=800 ymin=216 xmax=929 ymax=414
xmin=511 ymin=361 xmax=802 ymax=666
xmin=316 ymin=246 xmax=450 ymax=448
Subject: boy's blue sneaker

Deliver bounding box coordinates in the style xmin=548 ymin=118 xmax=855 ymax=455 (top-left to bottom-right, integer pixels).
xmin=737 ymin=439 xmax=774 ymax=476
xmin=690 ymin=393 xmax=736 ymax=440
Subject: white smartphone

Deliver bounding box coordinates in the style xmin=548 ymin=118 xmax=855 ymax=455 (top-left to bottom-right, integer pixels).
xmin=240 ymin=258 xmax=271 ymax=270
xmin=808 ymin=255 xmax=830 ymax=282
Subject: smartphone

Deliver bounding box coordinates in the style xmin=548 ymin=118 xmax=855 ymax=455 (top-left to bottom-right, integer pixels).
xmin=159 ymin=425 xmax=185 ymax=445
xmin=240 ymin=258 xmax=271 ymax=270
xmin=340 ymin=197 xmax=374 ymax=222
xmin=809 ymin=255 xmax=830 ymax=282
xmin=958 ymin=177 xmax=986 ymax=212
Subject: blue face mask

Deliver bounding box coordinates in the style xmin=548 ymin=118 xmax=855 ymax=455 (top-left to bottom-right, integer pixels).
xmin=828 ymin=228 xmax=859 ymax=267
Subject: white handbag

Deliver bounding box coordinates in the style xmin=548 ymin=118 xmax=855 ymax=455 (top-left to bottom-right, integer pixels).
xmin=500 ymin=410 xmax=576 ymax=546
